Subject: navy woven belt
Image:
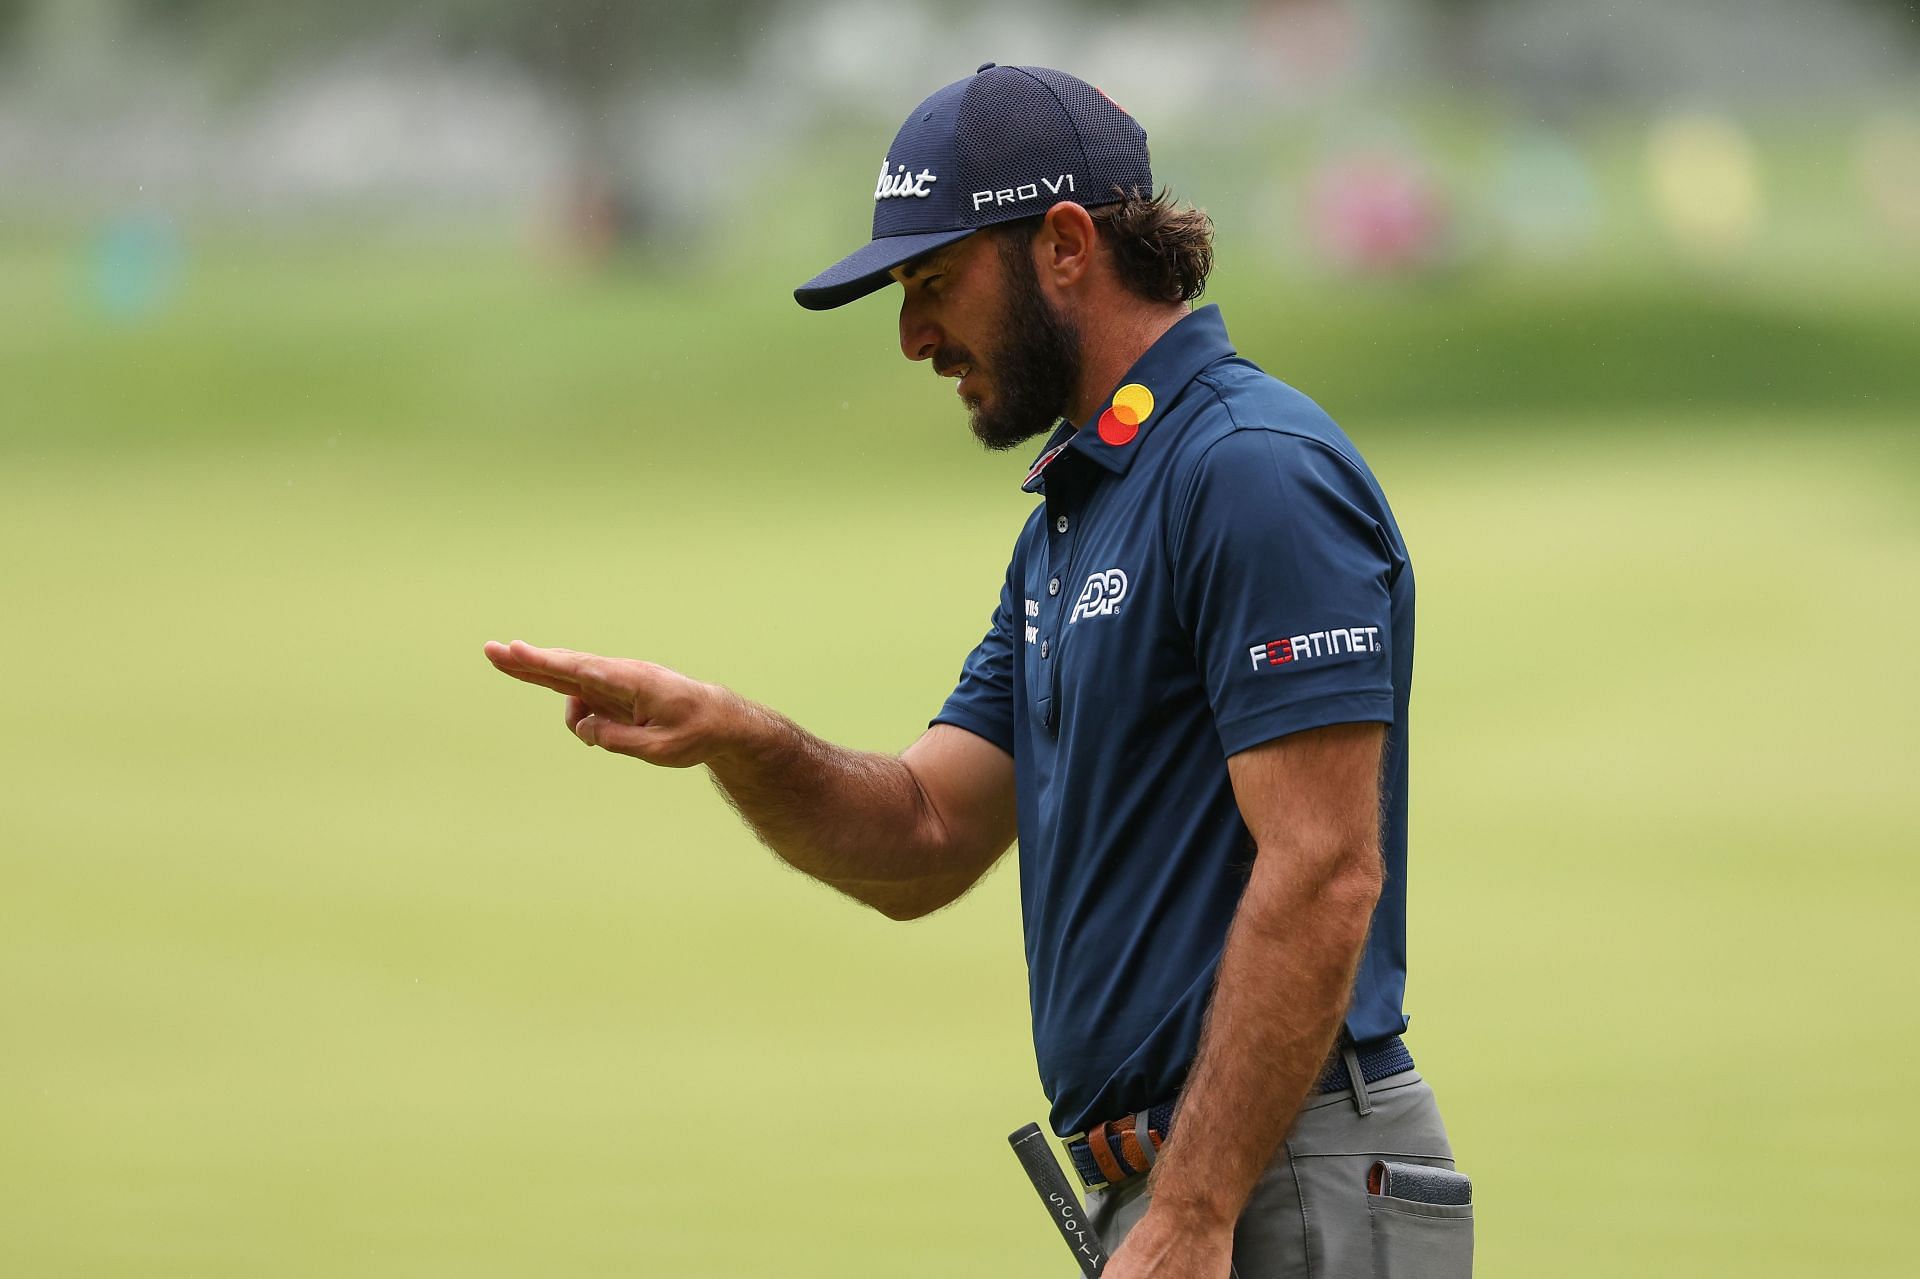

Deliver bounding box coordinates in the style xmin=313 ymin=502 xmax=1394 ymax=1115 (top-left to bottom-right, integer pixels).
xmin=1063 ymin=1036 xmax=1415 ymax=1190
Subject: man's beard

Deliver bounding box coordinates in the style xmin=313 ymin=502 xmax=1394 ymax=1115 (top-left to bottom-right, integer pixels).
xmin=952 ymin=234 xmax=1083 ymax=452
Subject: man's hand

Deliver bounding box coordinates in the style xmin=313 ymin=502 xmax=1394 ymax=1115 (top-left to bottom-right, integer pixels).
xmin=483 ymin=638 xmax=1014 ymax=918
xmin=1099 ymin=1203 xmax=1235 ymax=1279
xmin=482 ymin=640 xmax=738 ymax=767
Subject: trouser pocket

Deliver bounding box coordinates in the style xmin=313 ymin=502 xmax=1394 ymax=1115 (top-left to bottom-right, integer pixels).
xmin=1366 ymin=1194 xmax=1474 ymax=1278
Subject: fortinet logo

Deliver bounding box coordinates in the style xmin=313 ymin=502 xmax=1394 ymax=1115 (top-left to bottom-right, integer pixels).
xmin=1248 ymin=626 xmax=1382 ymax=671
xmin=875 ymin=159 xmax=938 ymax=199
xmin=1069 ymin=568 xmax=1128 ymax=623
xmin=972 ymin=172 xmax=1075 ymax=211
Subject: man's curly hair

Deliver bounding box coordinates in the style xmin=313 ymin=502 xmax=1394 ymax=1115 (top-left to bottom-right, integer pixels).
xmin=1089 ymin=187 xmax=1215 ymax=304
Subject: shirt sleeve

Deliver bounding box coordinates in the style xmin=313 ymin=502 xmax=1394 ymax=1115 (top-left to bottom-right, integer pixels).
xmin=1171 ymin=429 xmax=1402 ymax=757
xmin=930 ymin=570 xmax=1018 ymax=756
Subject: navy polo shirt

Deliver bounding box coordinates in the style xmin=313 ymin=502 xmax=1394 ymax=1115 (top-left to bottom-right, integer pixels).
xmin=933 ymin=306 xmax=1415 ymax=1137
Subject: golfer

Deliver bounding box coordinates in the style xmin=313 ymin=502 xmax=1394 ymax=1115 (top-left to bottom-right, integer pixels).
xmin=486 ymin=64 xmax=1469 ymax=1278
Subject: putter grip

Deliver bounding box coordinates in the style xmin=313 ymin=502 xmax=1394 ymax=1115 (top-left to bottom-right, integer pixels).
xmin=1008 ymin=1122 xmax=1108 ymax=1277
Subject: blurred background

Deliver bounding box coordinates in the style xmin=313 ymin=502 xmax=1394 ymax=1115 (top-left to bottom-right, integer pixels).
xmin=3 ymin=1 xmax=1916 ymax=1275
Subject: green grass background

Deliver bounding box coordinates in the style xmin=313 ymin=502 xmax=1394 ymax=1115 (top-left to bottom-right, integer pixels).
xmin=3 ymin=213 xmax=1917 ymax=1277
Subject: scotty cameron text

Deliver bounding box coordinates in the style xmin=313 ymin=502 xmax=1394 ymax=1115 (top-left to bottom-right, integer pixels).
xmin=1045 ymin=1191 xmax=1103 ymax=1270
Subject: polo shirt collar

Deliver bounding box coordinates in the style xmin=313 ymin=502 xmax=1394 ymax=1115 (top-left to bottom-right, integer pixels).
xmin=1021 ymin=304 xmax=1236 ymax=493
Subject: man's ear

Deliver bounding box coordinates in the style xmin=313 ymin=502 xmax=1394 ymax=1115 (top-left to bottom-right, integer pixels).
xmin=1035 ymin=201 xmax=1099 ymax=290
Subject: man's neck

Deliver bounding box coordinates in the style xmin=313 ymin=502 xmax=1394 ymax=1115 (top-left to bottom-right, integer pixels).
xmin=1067 ymin=302 xmax=1192 ymax=427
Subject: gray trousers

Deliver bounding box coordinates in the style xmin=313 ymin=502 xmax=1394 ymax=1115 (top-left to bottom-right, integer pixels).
xmin=1084 ymin=1071 xmax=1472 ymax=1278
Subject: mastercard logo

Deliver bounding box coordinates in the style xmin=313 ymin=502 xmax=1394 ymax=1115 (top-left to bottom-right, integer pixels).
xmin=1097 ymin=382 xmax=1154 ymax=446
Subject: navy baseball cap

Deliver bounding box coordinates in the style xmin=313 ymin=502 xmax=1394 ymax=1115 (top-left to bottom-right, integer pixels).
xmin=794 ymin=63 xmax=1152 ymax=310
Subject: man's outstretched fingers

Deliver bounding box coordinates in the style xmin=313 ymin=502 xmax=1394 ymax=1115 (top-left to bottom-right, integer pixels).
xmin=483 ymin=641 xmax=582 ymax=691
xmin=488 ymin=640 xmax=574 ymax=674
xmin=489 ymin=660 xmax=586 ymax=698
xmin=489 ymin=660 xmax=631 ymax=718
xmin=486 ymin=642 xmax=646 ymax=721
xmin=486 ymin=640 xmax=711 ymax=761
xmin=506 ymin=642 xmax=645 ymax=712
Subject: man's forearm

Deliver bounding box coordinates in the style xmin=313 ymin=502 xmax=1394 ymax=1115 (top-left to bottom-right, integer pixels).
xmin=704 ymin=692 xmax=969 ymax=919
xmin=1145 ymin=846 xmax=1382 ymax=1227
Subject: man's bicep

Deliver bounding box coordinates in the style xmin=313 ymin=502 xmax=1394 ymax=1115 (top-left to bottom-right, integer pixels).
xmin=1226 ymin=722 xmax=1386 ymax=862
xmin=902 ymin=723 xmax=1018 ymax=874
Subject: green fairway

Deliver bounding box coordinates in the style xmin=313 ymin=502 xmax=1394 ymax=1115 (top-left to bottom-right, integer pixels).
xmin=3 ymin=233 xmax=1917 ymax=1276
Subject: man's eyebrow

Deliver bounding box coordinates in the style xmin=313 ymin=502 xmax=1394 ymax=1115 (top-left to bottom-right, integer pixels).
xmin=899 ymin=249 xmax=949 ymax=279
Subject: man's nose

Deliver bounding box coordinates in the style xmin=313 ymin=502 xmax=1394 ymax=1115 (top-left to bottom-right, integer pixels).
xmin=899 ymin=296 xmax=939 ymax=363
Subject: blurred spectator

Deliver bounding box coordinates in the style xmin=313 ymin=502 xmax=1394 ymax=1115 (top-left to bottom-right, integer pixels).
xmin=1646 ymin=113 xmax=1764 ymax=259
xmin=1490 ymin=126 xmax=1599 ymax=260
xmin=1305 ymin=148 xmax=1451 ymax=275
xmin=87 ymin=211 xmax=183 ymax=322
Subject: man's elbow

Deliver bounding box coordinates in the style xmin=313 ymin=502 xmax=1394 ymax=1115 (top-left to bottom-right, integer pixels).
xmin=864 ymin=873 xmax=973 ymax=922
xmin=1328 ymin=840 xmax=1385 ymax=911
xmin=872 ymin=894 xmax=936 ymax=923
xmin=1247 ymin=835 xmax=1383 ymax=929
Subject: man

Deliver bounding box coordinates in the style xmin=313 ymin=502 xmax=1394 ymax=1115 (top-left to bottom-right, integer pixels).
xmin=485 ymin=64 xmax=1469 ymax=1277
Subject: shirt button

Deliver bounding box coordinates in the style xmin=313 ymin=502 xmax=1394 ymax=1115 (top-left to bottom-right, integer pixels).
xmin=1055 ymin=515 xmax=1069 ymax=534
xmin=1040 ymin=639 xmax=1050 ymax=658
xmin=1048 ymin=577 xmax=1060 ymax=596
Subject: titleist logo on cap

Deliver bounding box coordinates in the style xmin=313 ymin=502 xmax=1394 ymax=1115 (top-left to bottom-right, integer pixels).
xmin=874 ymin=159 xmax=938 ymax=200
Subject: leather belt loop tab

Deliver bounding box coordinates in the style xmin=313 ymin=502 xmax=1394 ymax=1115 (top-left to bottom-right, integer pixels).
xmin=1115 ymin=1115 xmax=1150 ymax=1172
xmin=1341 ymin=1039 xmax=1373 ymax=1116
xmin=1087 ymin=1122 xmax=1127 ymax=1185
xmin=1132 ymin=1110 xmax=1158 ymax=1168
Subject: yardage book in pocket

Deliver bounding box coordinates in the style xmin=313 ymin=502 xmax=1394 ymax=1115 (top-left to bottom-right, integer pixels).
xmin=1366 ymin=1160 xmax=1474 ymax=1277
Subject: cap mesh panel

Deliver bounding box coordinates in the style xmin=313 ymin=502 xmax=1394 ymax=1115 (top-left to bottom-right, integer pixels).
xmin=1024 ymin=66 xmax=1153 ymax=204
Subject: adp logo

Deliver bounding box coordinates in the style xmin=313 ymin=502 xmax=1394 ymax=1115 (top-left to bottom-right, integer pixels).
xmin=1069 ymin=568 xmax=1128 ymax=623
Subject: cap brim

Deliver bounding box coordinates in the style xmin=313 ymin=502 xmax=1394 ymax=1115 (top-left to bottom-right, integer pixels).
xmin=793 ymin=227 xmax=977 ymax=311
